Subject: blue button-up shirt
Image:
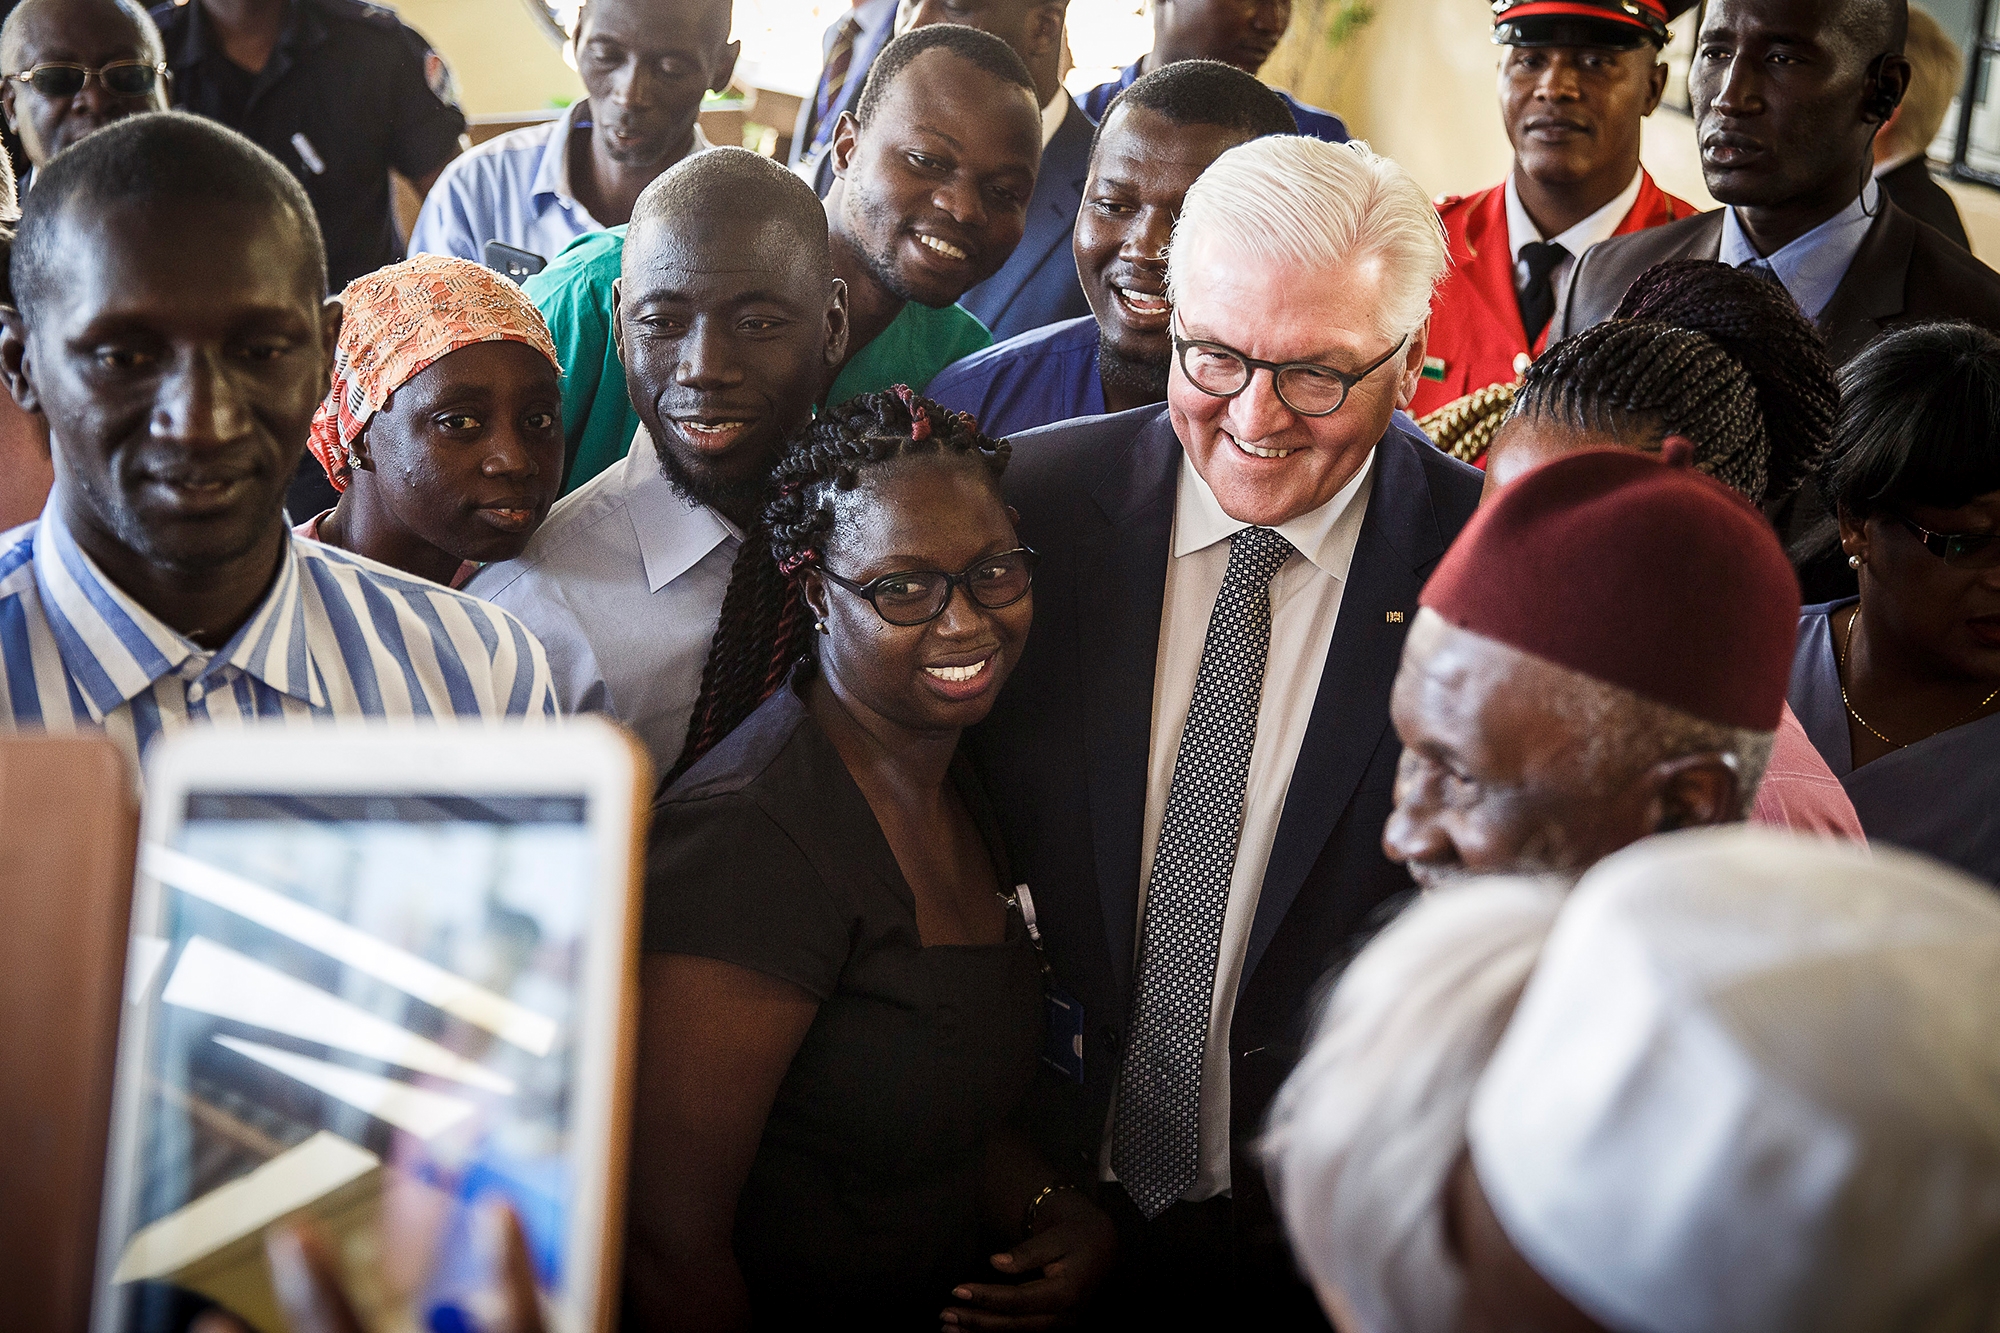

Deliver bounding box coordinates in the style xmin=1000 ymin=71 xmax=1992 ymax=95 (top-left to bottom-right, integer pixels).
xmin=1080 ymin=59 xmax=1348 ymax=143
xmin=410 ymin=101 xmax=709 ymax=267
xmin=928 ymin=314 xmax=1106 ymax=437
xmin=0 ymin=515 xmax=558 ymax=777
xmin=1718 ymin=180 xmax=1878 ymax=321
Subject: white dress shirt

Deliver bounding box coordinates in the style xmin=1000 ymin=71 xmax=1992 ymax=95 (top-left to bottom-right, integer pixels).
xmin=464 ymin=427 xmax=740 ymax=780
xmin=1505 ymin=168 xmax=1644 ymax=308
xmin=1104 ymin=447 xmax=1378 ymax=1201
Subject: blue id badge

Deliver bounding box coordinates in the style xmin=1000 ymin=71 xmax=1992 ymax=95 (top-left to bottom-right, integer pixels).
xmin=1043 ymin=985 xmax=1085 ymax=1083
xmin=1016 ymin=884 xmax=1085 ymax=1084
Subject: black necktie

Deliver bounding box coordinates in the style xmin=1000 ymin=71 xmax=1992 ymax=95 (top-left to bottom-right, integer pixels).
xmin=1518 ymin=240 xmax=1570 ymax=346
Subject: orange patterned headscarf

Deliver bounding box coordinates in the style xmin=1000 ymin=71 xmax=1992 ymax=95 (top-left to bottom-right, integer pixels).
xmin=307 ymin=254 xmax=562 ymax=492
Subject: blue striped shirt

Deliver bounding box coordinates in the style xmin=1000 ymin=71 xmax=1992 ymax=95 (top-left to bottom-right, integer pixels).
xmin=0 ymin=513 xmax=559 ymax=774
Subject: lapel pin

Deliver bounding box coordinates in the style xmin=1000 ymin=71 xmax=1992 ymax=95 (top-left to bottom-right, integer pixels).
xmin=1386 ymin=610 xmax=1405 ymax=624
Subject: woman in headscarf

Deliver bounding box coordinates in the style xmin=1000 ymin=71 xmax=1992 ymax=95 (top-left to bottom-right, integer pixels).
xmin=301 ymin=254 xmax=564 ymax=587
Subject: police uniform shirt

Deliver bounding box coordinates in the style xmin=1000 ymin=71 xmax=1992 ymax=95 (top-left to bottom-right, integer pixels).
xmin=153 ymin=0 xmax=467 ymax=289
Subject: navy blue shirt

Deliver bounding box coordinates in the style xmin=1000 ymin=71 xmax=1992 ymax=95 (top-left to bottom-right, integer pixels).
xmin=929 ymin=314 xmax=1105 ymax=438
xmin=1082 ymin=59 xmax=1348 ymax=143
xmin=154 ymin=0 xmax=466 ymax=289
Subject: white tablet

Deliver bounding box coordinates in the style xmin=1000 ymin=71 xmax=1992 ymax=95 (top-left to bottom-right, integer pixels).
xmin=92 ymin=719 xmax=649 ymax=1333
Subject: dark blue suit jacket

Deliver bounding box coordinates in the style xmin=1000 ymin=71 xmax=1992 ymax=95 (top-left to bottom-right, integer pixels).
xmin=959 ymin=97 xmax=1096 ymax=341
xmin=968 ymin=404 xmax=1482 ymax=1213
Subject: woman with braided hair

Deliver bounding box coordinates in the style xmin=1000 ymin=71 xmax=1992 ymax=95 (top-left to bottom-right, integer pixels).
xmin=629 ymin=388 xmax=1117 ymax=1330
xmin=1477 ymin=276 xmax=1864 ymax=841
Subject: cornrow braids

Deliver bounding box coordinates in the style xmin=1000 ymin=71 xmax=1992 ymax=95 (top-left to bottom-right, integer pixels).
xmin=666 ymin=387 xmax=1010 ymax=785
xmin=1611 ymin=259 xmax=1838 ymax=503
xmin=1510 ymin=320 xmax=1773 ymax=504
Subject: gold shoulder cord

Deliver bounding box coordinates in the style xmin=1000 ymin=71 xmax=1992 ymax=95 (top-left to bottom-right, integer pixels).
xmin=1418 ymin=381 xmax=1519 ymax=466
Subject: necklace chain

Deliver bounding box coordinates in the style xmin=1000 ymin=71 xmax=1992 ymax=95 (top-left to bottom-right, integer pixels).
xmin=1837 ymin=605 xmax=2000 ymax=750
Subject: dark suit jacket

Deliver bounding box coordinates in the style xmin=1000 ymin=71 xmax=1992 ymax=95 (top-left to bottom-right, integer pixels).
xmin=1552 ymin=195 xmax=2000 ymax=365
xmin=967 ymin=405 xmax=1483 ymax=1235
xmin=959 ymin=97 xmax=1095 ymax=341
xmin=1878 ymin=158 xmax=1969 ymax=251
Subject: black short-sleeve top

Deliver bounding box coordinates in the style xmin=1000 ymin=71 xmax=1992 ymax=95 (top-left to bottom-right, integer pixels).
xmin=643 ymin=676 xmax=1044 ymax=1326
xmin=153 ymin=0 xmax=467 ymax=288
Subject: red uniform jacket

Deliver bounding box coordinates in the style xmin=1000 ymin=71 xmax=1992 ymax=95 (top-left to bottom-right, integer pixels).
xmin=1411 ymin=169 xmax=1696 ymax=419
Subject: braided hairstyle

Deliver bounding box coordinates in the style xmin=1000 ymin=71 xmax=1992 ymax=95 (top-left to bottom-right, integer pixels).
xmin=1610 ymin=259 xmax=1838 ymax=502
xmin=668 ymin=387 xmax=1010 ymax=783
xmin=1510 ymin=320 xmax=1775 ymax=503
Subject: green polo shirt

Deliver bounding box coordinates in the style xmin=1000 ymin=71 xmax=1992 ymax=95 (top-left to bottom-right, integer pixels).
xmin=824 ymin=299 xmax=992 ymax=409
xmin=524 ymin=227 xmax=636 ymax=496
xmin=528 ymin=227 xmax=993 ymax=496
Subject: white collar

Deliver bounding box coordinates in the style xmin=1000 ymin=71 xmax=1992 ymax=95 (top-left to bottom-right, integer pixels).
xmin=618 ymin=426 xmax=741 ymax=593
xmin=1171 ymin=444 xmax=1376 ymax=582
xmin=1504 ymin=168 xmax=1645 ymax=263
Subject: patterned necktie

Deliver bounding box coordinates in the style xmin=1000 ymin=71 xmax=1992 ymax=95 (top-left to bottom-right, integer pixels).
xmin=1517 ymin=239 xmax=1570 ymax=346
xmin=1112 ymin=525 xmax=1296 ymax=1220
xmin=808 ymin=14 xmax=862 ymax=156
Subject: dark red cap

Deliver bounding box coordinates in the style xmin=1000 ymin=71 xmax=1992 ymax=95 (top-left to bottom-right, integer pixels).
xmin=1420 ymin=447 xmax=1801 ymax=731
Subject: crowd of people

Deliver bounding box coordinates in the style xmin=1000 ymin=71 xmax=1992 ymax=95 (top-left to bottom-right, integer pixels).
xmin=0 ymin=0 xmax=1997 ymax=1325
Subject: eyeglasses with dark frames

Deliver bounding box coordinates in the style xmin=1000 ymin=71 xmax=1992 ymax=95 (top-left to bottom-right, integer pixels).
xmin=816 ymin=547 xmax=1038 ymax=627
xmin=1171 ymin=322 xmax=1410 ymax=417
xmin=7 ymin=59 xmax=168 ymax=99
xmin=1896 ymin=515 xmax=2000 ymax=570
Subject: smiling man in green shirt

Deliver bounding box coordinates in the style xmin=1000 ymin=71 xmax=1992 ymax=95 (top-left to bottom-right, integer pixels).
xmin=532 ymin=24 xmax=1041 ymax=493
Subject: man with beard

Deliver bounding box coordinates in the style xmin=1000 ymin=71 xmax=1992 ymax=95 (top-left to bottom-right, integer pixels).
xmin=1407 ymin=0 xmax=1696 ymax=420
xmin=523 ymin=23 xmax=1040 ymax=494
xmin=929 ymin=58 xmax=1294 ymax=436
xmin=465 ymin=148 xmax=849 ymax=780
xmin=408 ymin=0 xmax=738 ymax=267
xmin=896 ymin=0 xmax=1092 ymax=341
xmin=1381 ymin=444 xmax=1796 ymax=889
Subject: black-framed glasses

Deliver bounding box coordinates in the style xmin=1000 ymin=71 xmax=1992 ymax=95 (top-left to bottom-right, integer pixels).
xmin=1172 ymin=325 xmax=1410 ymax=417
xmin=1897 ymin=515 xmax=2000 ymax=570
xmin=8 ymin=59 xmax=168 ymax=99
xmin=817 ymin=547 xmax=1038 ymax=627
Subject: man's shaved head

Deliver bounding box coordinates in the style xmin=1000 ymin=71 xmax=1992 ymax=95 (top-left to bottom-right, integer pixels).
xmin=627 ymin=145 xmax=831 ymax=289
xmin=13 ymin=110 xmax=324 ymax=314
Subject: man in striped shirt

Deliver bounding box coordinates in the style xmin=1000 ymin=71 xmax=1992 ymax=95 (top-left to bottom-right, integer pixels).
xmin=0 ymin=112 xmax=556 ymax=775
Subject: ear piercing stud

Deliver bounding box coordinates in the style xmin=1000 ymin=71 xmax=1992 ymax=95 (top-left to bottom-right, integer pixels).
xmin=815 ymin=619 xmax=829 ymax=636
xmin=1848 ymin=554 xmax=1862 ymax=569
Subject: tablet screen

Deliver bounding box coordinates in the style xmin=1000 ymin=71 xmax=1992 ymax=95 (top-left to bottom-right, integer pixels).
xmin=105 ymin=790 xmax=596 ymax=1332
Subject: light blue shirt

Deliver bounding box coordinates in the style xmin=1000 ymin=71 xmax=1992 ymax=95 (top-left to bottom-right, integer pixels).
xmin=464 ymin=428 xmax=740 ymax=780
xmin=1718 ymin=180 xmax=1878 ymax=320
xmin=0 ymin=513 xmax=558 ymax=779
xmin=409 ymin=100 xmax=606 ymax=267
